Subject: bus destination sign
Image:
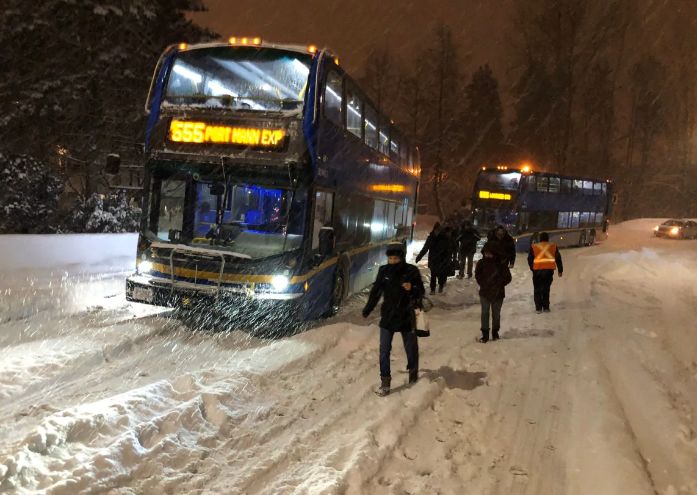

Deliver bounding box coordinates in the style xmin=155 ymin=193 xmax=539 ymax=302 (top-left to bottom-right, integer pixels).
xmin=168 ymin=119 xmax=287 ymax=149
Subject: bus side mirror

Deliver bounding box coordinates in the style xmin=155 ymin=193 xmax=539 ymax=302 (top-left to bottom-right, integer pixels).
xmin=105 ymin=153 xmax=121 ymax=175
xmin=318 ymin=227 xmax=335 ymax=257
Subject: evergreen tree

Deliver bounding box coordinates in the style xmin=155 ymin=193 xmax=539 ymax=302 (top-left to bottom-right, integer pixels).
xmin=0 ymin=153 xmax=64 ymax=233
xmin=459 ymin=65 xmax=504 ymax=169
xmin=0 ymin=0 xmax=214 ymax=194
xmin=66 ymin=190 xmax=141 ymax=233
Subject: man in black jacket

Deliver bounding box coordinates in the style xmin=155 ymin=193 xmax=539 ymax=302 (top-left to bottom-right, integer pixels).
xmin=488 ymin=225 xmax=517 ymax=268
xmin=363 ymin=242 xmax=426 ymax=396
xmin=475 ymin=242 xmax=512 ymax=342
xmin=457 ymin=220 xmax=480 ymax=279
xmin=415 ymin=222 xmax=452 ymax=294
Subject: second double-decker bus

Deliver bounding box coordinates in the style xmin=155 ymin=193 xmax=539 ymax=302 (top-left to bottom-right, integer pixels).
xmin=472 ymin=165 xmax=612 ymax=252
xmin=118 ymin=38 xmax=420 ymax=327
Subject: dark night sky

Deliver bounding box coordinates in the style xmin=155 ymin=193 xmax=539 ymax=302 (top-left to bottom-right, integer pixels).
xmin=190 ymin=0 xmax=512 ymax=78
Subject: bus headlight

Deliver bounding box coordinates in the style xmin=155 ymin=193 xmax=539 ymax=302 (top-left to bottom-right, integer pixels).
xmin=138 ymin=260 xmax=153 ymax=274
xmin=271 ymin=275 xmax=290 ymax=291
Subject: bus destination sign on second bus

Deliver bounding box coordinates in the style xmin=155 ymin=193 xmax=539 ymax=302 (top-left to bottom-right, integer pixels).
xmin=168 ymin=119 xmax=287 ymax=149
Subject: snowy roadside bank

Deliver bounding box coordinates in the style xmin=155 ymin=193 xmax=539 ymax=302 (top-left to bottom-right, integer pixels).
xmin=0 ymin=233 xmax=138 ymax=325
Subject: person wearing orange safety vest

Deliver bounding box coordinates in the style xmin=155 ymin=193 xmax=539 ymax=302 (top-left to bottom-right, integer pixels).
xmin=527 ymin=232 xmax=564 ymax=313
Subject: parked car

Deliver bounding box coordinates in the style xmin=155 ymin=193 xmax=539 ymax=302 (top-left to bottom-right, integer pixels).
xmin=653 ymin=219 xmax=697 ymax=239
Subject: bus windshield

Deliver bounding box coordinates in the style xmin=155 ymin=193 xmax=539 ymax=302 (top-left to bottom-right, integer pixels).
xmin=477 ymin=171 xmax=522 ymax=191
xmin=150 ymin=175 xmax=305 ymax=259
xmin=163 ymin=47 xmax=312 ymax=112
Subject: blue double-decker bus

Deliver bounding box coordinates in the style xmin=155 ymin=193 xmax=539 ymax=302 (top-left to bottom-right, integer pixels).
xmin=471 ymin=165 xmax=612 ymax=252
xmin=122 ymin=38 xmax=420 ymax=327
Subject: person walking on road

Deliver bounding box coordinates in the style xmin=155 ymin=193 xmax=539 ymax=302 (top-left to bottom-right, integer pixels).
xmin=457 ymin=220 xmax=480 ymax=279
xmin=527 ymin=232 xmax=563 ymax=313
xmin=475 ymin=242 xmax=512 ymax=342
xmin=487 ymin=225 xmax=517 ymax=268
xmin=415 ymin=222 xmax=452 ymax=294
xmin=363 ymin=242 xmax=426 ymax=396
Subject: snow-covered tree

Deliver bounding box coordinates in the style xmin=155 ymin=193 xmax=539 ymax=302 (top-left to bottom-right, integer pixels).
xmin=0 ymin=0 xmax=214 ymax=194
xmin=0 ymin=153 xmax=64 ymax=233
xmin=65 ymin=191 xmax=141 ymax=233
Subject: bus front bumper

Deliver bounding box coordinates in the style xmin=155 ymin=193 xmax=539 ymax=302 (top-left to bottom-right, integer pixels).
xmin=125 ymin=274 xmax=304 ymax=312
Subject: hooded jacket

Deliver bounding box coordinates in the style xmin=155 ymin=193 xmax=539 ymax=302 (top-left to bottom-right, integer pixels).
xmin=363 ymin=261 xmax=425 ymax=332
xmin=475 ymin=243 xmax=513 ymax=301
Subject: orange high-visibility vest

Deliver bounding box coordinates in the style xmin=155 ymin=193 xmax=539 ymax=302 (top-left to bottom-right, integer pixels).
xmin=532 ymin=242 xmax=557 ymax=270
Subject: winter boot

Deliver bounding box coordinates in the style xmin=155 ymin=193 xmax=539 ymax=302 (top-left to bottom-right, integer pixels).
xmin=492 ymin=329 xmax=500 ymax=341
xmin=408 ymin=368 xmax=418 ymax=384
xmin=479 ymin=329 xmax=490 ymax=343
xmin=376 ymin=376 xmax=391 ymax=396
xmin=438 ymin=285 xmax=444 ymax=293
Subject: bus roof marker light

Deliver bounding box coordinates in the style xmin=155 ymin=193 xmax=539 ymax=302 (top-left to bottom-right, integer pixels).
xmin=334 ymin=57 xmax=340 ymax=65
xmin=521 ymin=164 xmax=532 ymax=173
xmin=178 ymin=43 xmax=188 ymax=50
xmin=308 ymin=45 xmax=317 ymax=54
xmin=241 ymin=37 xmax=249 ymax=45
xmin=252 ymin=37 xmax=262 ymax=45
xmin=228 ymin=37 xmax=237 ymax=44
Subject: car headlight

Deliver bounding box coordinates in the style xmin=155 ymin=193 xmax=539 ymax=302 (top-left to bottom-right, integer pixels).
xmin=271 ymin=275 xmax=290 ymax=291
xmin=653 ymin=226 xmax=659 ymax=232
xmin=670 ymin=227 xmax=680 ymax=236
xmin=138 ymin=260 xmax=153 ymax=274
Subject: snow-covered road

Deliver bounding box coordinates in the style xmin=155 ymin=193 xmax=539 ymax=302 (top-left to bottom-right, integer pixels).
xmin=1 ymin=220 xmax=697 ymax=494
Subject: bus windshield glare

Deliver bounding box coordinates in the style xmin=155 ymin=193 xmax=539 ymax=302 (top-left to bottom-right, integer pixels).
xmin=477 ymin=171 xmax=522 ymax=191
xmin=164 ymin=47 xmax=312 ymax=112
xmin=151 ymin=175 xmax=305 ymax=259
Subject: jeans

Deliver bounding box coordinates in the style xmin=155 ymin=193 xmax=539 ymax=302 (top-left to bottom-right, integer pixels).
xmin=380 ymin=327 xmax=419 ymax=378
xmin=429 ymin=269 xmax=448 ymax=292
xmin=480 ymin=296 xmax=503 ymax=334
xmin=532 ymin=270 xmax=554 ymax=310
xmin=459 ymin=251 xmax=475 ymax=277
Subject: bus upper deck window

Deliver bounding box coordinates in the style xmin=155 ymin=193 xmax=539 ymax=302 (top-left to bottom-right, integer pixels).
xmin=364 ymin=103 xmax=379 ymax=149
xmin=593 ymin=183 xmax=603 ymax=196
xmin=346 ymin=85 xmax=363 ymax=139
xmin=390 ymin=135 xmax=400 ymax=161
xmin=573 ymin=180 xmax=583 ymax=194
xmin=549 ymin=177 xmax=560 ymax=193
xmin=537 ymin=176 xmax=549 ymax=192
xmin=324 ymin=71 xmax=343 ymax=127
xmin=379 ymin=122 xmax=389 ymax=155
xmin=561 ymin=178 xmax=572 ymax=194
xmin=583 ymin=181 xmax=593 ymax=195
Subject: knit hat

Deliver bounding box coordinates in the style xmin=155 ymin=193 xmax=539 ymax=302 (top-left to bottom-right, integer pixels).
xmin=386 ymin=242 xmax=406 ymax=258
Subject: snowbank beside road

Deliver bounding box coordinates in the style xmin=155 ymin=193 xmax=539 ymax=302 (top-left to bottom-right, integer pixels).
xmin=0 ymin=233 xmax=138 ymax=324
xmin=0 ymin=233 xmax=137 ymax=273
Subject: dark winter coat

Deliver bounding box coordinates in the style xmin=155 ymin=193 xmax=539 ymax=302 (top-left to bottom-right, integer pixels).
xmin=475 ymin=255 xmax=513 ymax=301
xmin=458 ymin=226 xmax=481 ymax=254
xmin=486 ymin=230 xmax=517 ymax=267
xmin=363 ymin=261 xmax=426 ymax=333
xmin=415 ymin=230 xmax=452 ymax=275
